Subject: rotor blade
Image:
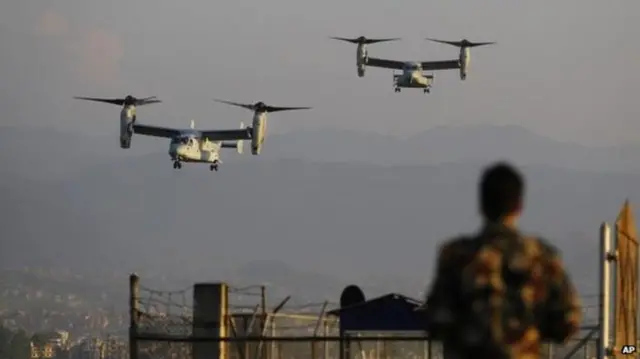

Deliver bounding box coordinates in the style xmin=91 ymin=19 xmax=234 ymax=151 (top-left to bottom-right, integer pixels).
xmin=213 ymin=98 xmax=256 ymax=111
xmin=73 ymin=96 xmax=124 ymax=106
xmin=364 ymin=38 xmax=400 ymax=44
xmin=426 ymin=38 xmax=496 ymax=47
xmin=425 ymin=38 xmax=464 ymax=47
xmin=466 ymin=41 xmax=496 ymax=47
xmin=329 ymin=37 xmax=360 ymax=44
xmin=136 ymin=96 xmax=162 ymax=106
xmin=330 ymin=37 xmax=400 ymax=44
xmin=264 ymin=106 xmax=312 ymax=113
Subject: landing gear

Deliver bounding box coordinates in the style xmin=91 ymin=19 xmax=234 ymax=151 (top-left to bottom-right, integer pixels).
xmin=394 ymin=87 xmax=401 ymax=93
xmin=209 ymin=164 xmax=218 ymax=171
xmin=424 ymin=88 xmax=431 ymax=94
xmin=173 ymin=161 xmax=182 ymax=169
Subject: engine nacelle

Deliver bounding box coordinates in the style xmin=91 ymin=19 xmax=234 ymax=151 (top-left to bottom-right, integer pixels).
xmin=251 ymin=113 xmax=266 ymax=155
xmin=459 ymin=47 xmax=470 ymax=81
xmin=356 ymin=44 xmax=367 ymax=77
xmin=357 ymin=65 xmax=366 ymax=77
xmin=251 ymin=131 xmax=262 ymax=155
xmin=119 ymin=106 xmax=135 ymax=149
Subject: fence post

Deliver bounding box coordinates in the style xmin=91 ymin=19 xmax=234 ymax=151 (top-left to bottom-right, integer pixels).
xmin=129 ymin=273 xmax=140 ymax=359
xmin=599 ymin=223 xmax=615 ymax=358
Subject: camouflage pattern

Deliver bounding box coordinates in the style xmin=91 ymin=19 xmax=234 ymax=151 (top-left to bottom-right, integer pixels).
xmin=422 ymin=223 xmax=582 ymax=359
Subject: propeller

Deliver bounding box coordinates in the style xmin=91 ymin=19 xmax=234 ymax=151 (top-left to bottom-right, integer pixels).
xmin=330 ymin=36 xmax=400 ymax=45
xmin=73 ymin=95 xmax=161 ymax=107
xmin=426 ymin=38 xmax=495 ymax=48
xmin=213 ymin=99 xmax=311 ymax=113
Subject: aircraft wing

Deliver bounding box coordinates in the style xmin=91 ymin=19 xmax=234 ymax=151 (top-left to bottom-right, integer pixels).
xmin=420 ymin=60 xmax=460 ymax=71
xmin=132 ymin=124 xmax=181 ymax=138
xmin=200 ymin=129 xmax=252 ymax=142
xmin=366 ymin=57 xmax=405 ymax=70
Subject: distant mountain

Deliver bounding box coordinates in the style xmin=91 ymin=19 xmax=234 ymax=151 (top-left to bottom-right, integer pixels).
xmin=3 ymin=124 xmax=640 ymax=178
xmin=2 ymin=149 xmax=636 ymax=300
xmin=263 ymin=124 xmax=640 ymax=173
xmin=1 ymin=124 xmax=637 ymax=301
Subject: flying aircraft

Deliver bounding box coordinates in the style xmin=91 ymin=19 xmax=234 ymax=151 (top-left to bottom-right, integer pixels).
xmin=330 ymin=35 xmax=460 ymax=93
xmin=73 ymin=95 xmax=161 ymax=148
xmin=425 ymin=38 xmax=496 ymax=80
xmin=213 ymin=99 xmax=311 ymax=155
xmin=329 ymin=36 xmax=401 ymax=77
xmin=132 ymin=119 xmax=251 ymax=171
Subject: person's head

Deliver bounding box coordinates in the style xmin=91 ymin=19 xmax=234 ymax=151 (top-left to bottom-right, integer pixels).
xmin=479 ymin=162 xmax=525 ymax=223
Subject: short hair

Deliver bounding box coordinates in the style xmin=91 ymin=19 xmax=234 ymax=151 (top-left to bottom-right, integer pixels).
xmin=479 ymin=162 xmax=524 ymax=221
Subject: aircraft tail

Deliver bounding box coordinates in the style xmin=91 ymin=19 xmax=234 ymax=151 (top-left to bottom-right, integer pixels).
xmin=221 ymin=122 xmax=245 ymax=154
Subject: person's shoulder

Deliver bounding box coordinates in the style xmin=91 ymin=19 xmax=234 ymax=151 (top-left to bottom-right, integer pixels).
xmin=519 ymin=234 xmax=561 ymax=257
xmin=517 ymin=234 xmax=568 ymax=276
xmin=437 ymin=235 xmax=476 ymax=263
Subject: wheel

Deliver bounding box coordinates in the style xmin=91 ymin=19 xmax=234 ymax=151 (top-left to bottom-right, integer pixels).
xmin=210 ymin=164 xmax=216 ymax=171
xmin=174 ymin=161 xmax=181 ymax=169
xmin=173 ymin=161 xmax=178 ymax=169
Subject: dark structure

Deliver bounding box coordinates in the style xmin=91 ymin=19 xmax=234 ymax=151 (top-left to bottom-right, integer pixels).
xmin=328 ymin=292 xmax=425 ymax=332
xmin=328 ymin=285 xmax=427 ymax=359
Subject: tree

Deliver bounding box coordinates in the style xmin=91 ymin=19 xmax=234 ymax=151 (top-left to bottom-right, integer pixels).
xmin=0 ymin=325 xmax=30 ymax=359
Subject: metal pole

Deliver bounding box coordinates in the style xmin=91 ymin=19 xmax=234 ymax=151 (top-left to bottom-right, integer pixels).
xmin=599 ymin=223 xmax=615 ymax=358
xmin=129 ymin=273 xmax=140 ymax=359
xmin=323 ymin=321 xmax=329 ymax=359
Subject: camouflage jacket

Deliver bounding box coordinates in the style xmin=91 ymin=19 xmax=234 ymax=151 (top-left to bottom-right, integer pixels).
xmin=422 ymin=223 xmax=582 ymax=359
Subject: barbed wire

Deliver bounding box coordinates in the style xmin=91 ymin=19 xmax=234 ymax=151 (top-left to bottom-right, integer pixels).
xmin=133 ymin=277 xmax=603 ymax=339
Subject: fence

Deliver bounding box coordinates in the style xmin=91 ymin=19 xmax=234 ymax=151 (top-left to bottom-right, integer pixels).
xmin=132 ymin=333 xmax=603 ymax=359
xmin=129 ymin=273 xmax=603 ymax=359
xmin=127 ymin=202 xmax=640 ymax=359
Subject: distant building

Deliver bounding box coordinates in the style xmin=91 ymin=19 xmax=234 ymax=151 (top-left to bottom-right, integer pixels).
xmin=30 ymin=341 xmax=57 ymax=358
xmin=70 ymin=337 xmax=104 ymax=359
xmin=30 ymin=330 xmax=70 ymax=358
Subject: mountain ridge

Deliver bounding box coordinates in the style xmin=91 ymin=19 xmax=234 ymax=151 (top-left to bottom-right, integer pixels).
xmin=2 ymin=124 xmax=637 ymax=177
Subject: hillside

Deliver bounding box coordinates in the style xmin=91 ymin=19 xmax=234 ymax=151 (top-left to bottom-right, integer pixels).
xmin=3 ymin=124 xmax=640 ymax=178
xmin=2 ymin=149 xmax=637 ymax=300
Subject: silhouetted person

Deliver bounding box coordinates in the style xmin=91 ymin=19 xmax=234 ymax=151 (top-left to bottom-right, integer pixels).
xmin=422 ymin=162 xmax=581 ymax=359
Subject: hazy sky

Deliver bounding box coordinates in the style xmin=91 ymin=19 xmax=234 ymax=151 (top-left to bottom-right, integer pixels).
xmin=1 ymin=1 xmax=638 ymax=146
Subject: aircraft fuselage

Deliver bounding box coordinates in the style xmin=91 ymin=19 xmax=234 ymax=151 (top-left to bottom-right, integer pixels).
xmin=169 ymin=136 xmax=221 ymax=163
xmin=394 ymin=63 xmax=434 ymax=90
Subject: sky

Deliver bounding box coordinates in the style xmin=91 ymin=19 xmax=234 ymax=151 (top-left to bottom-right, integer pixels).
xmin=0 ymin=1 xmax=639 ymax=146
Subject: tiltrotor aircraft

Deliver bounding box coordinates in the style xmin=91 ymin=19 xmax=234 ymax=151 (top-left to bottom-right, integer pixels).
xmin=133 ymin=119 xmax=250 ymax=171
xmin=330 ymin=36 xmax=495 ymax=93
xmin=73 ymin=95 xmax=161 ymax=148
xmin=213 ymin=99 xmax=311 ymax=155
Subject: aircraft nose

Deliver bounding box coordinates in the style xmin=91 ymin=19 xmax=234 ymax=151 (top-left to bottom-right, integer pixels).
xmin=176 ymin=145 xmax=188 ymax=156
xmin=169 ymin=144 xmax=184 ymax=157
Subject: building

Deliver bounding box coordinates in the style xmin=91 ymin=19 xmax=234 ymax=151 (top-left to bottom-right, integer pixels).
xmin=30 ymin=330 xmax=70 ymax=358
